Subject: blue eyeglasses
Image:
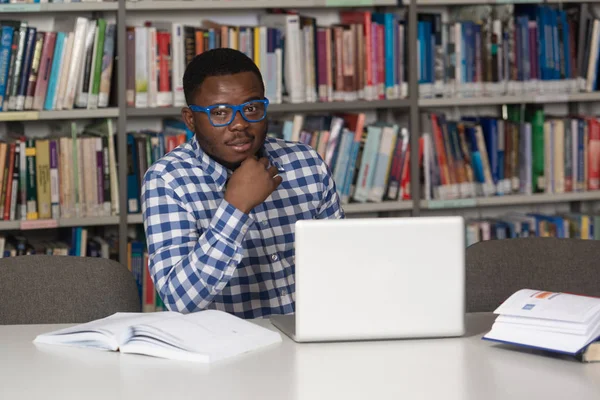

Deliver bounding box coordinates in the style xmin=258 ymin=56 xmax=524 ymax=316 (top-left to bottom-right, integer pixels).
xmin=188 ymin=98 xmax=270 ymax=127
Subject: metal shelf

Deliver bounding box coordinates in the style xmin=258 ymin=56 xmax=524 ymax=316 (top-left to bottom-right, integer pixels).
xmin=0 ymin=216 xmax=120 ymax=232
xmin=344 ymin=201 xmax=413 ymax=214
xmin=126 ymin=0 xmax=399 ymax=11
xmin=0 ymin=108 xmax=119 ymax=122
xmin=128 ymin=214 xmax=143 ymax=224
xmin=421 ymin=192 xmax=600 ymax=210
xmin=0 ymin=2 xmax=118 ymax=13
xmin=58 ymin=216 xmax=120 ymax=227
xmin=417 ymin=0 xmax=585 ymax=5
xmin=126 ymin=201 xmax=411 ymax=223
xmin=127 ymin=100 xmax=410 ymax=117
xmin=419 ymin=92 xmax=600 ymax=108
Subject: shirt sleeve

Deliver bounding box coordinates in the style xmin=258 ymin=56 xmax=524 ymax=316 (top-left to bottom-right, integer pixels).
xmin=313 ymin=149 xmax=345 ymax=220
xmin=142 ymin=172 xmax=253 ymax=313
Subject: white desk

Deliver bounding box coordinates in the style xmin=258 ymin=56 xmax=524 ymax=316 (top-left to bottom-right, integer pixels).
xmin=1 ymin=313 xmax=599 ymax=400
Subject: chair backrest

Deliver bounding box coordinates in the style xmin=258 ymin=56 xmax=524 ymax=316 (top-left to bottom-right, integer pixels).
xmin=466 ymin=237 xmax=600 ymax=313
xmin=0 ymin=255 xmax=141 ymax=325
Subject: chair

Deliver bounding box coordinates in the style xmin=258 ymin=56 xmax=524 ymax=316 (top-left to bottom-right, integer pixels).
xmin=466 ymin=237 xmax=600 ymax=313
xmin=0 ymin=255 xmax=141 ymax=325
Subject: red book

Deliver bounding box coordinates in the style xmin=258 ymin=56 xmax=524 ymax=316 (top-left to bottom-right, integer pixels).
xmin=587 ymin=118 xmax=600 ymax=190
xmin=3 ymin=143 xmax=15 ymax=221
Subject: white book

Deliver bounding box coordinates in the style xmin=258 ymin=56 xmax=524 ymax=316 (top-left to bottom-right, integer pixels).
xmin=171 ymin=23 xmax=185 ymax=107
xmin=483 ymin=289 xmax=600 ymax=356
xmin=147 ymin=27 xmax=158 ymax=108
xmin=76 ymin=20 xmax=97 ymax=109
xmin=54 ymin=33 xmax=74 ymax=111
xmin=259 ymin=14 xmax=305 ymax=104
xmin=134 ymin=26 xmax=148 ymax=108
xmin=33 ymin=310 xmax=282 ymax=364
xmin=64 ymin=17 xmax=90 ymax=110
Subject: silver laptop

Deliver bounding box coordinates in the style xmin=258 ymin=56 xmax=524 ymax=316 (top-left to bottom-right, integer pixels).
xmin=270 ymin=216 xmax=466 ymax=342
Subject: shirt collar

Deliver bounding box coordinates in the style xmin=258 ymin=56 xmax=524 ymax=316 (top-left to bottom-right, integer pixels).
xmin=190 ymin=136 xmax=285 ymax=190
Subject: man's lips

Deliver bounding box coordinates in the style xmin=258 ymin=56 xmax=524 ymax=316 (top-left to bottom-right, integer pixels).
xmin=227 ymin=139 xmax=253 ymax=153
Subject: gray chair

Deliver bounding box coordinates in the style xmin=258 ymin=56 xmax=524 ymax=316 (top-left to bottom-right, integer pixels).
xmin=0 ymin=255 xmax=141 ymax=325
xmin=466 ymin=237 xmax=600 ymax=313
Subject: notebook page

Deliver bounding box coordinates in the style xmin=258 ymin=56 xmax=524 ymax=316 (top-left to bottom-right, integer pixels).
xmin=120 ymin=310 xmax=282 ymax=363
xmin=494 ymin=289 xmax=600 ymax=323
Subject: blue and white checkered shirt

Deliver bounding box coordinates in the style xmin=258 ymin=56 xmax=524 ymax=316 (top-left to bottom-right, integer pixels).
xmin=142 ymin=135 xmax=345 ymax=318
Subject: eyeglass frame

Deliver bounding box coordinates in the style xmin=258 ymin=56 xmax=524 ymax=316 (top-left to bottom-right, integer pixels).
xmin=188 ymin=98 xmax=270 ymax=127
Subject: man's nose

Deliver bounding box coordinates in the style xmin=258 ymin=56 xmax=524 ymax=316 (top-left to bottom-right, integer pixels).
xmin=229 ymin=109 xmax=249 ymax=130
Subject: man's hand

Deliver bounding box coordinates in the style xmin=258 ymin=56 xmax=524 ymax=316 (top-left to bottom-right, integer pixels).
xmin=224 ymin=157 xmax=283 ymax=214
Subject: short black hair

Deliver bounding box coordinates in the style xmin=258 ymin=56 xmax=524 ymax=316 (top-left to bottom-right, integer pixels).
xmin=182 ymin=48 xmax=264 ymax=105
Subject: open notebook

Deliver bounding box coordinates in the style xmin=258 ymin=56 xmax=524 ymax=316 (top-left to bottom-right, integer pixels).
xmin=483 ymin=289 xmax=600 ymax=358
xmin=33 ymin=310 xmax=282 ymax=363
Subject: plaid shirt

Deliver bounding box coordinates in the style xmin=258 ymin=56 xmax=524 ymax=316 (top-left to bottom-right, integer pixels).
xmin=142 ymin=135 xmax=345 ymax=319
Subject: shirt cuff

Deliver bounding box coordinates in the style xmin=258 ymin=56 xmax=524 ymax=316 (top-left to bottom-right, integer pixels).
xmin=209 ymin=199 xmax=254 ymax=246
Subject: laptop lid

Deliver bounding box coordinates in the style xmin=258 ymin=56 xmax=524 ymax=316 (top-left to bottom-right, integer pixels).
xmin=292 ymin=216 xmax=465 ymax=342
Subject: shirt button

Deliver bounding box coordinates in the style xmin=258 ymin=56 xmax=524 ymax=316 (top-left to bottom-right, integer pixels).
xmin=281 ymin=289 xmax=287 ymax=296
xmin=261 ymin=220 xmax=268 ymax=227
xmin=271 ymin=254 xmax=279 ymax=262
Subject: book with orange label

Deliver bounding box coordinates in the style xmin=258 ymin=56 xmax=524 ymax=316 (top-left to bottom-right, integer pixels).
xmin=483 ymin=289 xmax=600 ymax=360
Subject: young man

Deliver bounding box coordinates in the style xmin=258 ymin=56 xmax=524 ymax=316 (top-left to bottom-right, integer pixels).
xmin=142 ymin=48 xmax=345 ymax=319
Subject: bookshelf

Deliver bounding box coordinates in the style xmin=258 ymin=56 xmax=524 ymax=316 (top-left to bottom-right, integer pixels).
xmin=0 ymin=109 xmax=119 ymax=122
xmin=0 ymin=2 xmax=118 ymax=12
xmin=3 ymin=0 xmax=600 ymax=264
xmin=125 ymin=0 xmax=400 ymax=10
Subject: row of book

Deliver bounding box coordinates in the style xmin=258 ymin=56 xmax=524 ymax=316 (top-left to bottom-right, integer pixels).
xmin=267 ymin=113 xmax=410 ymax=204
xmin=419 ymin=106 xmax=600 ymax=201
xmin=126 ymin=9 xmax=408 ymax=108
xmin=0 ymin=227 xmax=117 ymax=258
xmin=466 ymin=212 xmax=600 ymax=247
xmin=420 ymin=4 xmax=600 ymax=98
xmin=0 ymin=118 xmax=194 ymax=221
xmin=6 ymin=107 xmax=600 ymax=223
xmin=0 ymin=17 xmax=116 ymax=112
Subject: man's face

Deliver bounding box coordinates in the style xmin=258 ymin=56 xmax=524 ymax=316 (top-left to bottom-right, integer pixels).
xmin=182 ymin=71 xmax=268 ymax=170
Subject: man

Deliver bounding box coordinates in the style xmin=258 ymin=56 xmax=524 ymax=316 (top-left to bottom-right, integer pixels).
xmin=142 ymin=48 xmax=345 ymax=319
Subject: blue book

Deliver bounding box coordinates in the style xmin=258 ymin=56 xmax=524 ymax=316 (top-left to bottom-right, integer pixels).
xmin=44 ymin=32 xmax=65 ymax=110
xmin=478 ymin=117 xmax=499 ymax=185
xmin=372 ymin=13 xmax=396 ymax=92
xmin=0 ymin=25 xmax=14 ymax=110
xmin=126 ymin=134 xmax=140 ymax=214
xmin=17 ymin=26 xmax=36 ymax=104
xmin=465 ymin=124 xmax=485 ymax=184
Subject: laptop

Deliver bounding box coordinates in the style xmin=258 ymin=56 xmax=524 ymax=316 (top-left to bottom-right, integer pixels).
xmin=270 ymin=216 xmax=466 ymax=342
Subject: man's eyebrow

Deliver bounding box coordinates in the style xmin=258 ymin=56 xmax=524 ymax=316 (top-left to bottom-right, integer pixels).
xmin=242 ymin=96 xmax=263 ymax=103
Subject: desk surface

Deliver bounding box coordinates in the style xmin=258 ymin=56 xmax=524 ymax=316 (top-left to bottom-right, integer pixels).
xmin=1 ymin=313 xmax=599 ymax=400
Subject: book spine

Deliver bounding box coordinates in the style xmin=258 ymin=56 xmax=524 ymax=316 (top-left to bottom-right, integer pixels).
xmin=98 ymin=23 xmax=115 ymax=108
xmin=44 ymin=32 xmax=65 ymax=111
xmin=16 ymin=26 xmax=37 ymax=111
xmin=35 ymin=139 xmax=51 ymax=220
xmin=8 ymin=24 xmax=28 ymax=111
xmin=25 ymin=139 xmax=37 ymax=220
xmin=49 ymin=140 xmax=60 ymax=220
xmin=0 ymin=26 xmax=15 ymax=110
xmin=24 ymin=31 xmax=44 ymax=110
xmin=33 ymin=32 xmax=56 ymax=111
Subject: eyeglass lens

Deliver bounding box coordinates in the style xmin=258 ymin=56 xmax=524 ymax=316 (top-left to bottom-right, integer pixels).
xmin=209 ymin=101 xmax=266 ymax=125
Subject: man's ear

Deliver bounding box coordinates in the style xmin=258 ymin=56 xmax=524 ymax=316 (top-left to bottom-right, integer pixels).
xmin=181 ymin=107 xmax=196 ymax=133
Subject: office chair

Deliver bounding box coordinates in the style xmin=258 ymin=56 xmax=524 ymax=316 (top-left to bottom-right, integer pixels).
xmin=0 ymin=255 xmax=141 ymax=324
xmin=466 ymin=237 xmax=600 ymax=312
